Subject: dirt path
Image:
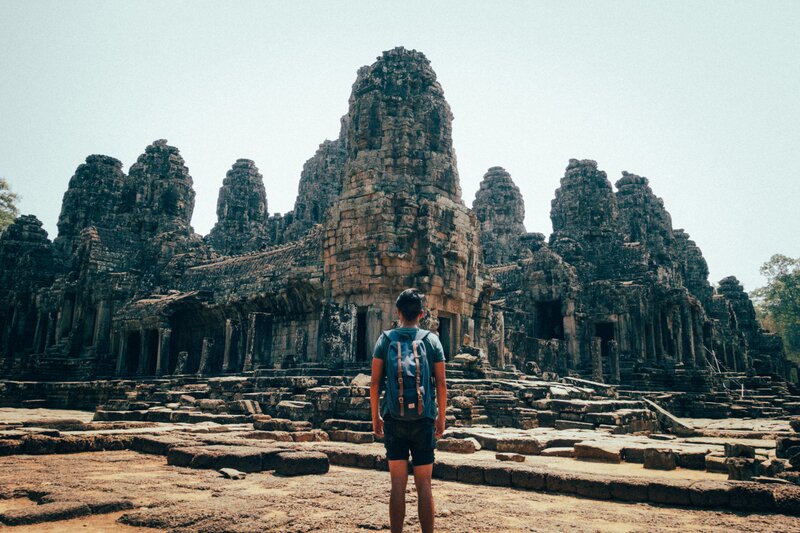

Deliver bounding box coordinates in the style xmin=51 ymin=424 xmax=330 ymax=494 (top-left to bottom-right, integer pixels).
xmin=0 ymin=451 xmax=795 ymax=532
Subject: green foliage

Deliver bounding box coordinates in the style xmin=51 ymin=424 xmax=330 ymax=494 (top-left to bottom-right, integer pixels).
xmin=752 ymin=254 xmax=800 ymax=363
xmin=0 ymin=178 xmax=19 ymax=232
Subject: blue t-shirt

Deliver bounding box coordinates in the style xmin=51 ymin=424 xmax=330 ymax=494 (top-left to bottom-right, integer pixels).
xmin=372 ymin=327 xmax=445 ymax=419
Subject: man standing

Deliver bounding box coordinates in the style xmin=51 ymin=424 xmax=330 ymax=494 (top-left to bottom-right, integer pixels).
xmin=370 ymin=289 xmax=447 ymax=533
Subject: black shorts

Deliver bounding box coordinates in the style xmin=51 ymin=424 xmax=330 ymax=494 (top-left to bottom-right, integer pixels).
xmin=383 ymin=416 xmax=436 ymax=466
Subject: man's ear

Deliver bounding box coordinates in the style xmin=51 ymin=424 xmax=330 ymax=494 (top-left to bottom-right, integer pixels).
xmin=417 ymin=311 xmax=425 ymax=321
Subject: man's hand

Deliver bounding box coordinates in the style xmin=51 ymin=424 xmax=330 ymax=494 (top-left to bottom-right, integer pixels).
xmin=434 ymin=416 xmax=445 ymax=439
xmin=373 ymin=416 xmax=384 ymax=438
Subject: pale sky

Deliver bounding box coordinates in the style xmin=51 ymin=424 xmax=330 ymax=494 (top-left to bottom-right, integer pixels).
xmin=1 ymin=1 xmax=798 ymax=291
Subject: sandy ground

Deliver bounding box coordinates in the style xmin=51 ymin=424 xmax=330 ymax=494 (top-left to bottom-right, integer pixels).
xmin=0 ymin=451 xmax=796 ymax=533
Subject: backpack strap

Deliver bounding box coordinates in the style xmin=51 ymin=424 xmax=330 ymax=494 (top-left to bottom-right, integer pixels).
xmin=412 ymin=338 xmax=423 ymax=415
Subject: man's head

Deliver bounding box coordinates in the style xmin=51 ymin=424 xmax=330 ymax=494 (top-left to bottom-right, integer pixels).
xmin=395 ymin=288 xmax=425 ymax=323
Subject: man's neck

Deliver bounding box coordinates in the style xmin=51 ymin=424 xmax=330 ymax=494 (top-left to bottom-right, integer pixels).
xmin=398 ymin=322 xmax=419 ymax=328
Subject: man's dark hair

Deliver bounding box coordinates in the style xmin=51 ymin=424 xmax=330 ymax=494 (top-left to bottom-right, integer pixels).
xmin=396 ymin=288 xmax=424 ymax=321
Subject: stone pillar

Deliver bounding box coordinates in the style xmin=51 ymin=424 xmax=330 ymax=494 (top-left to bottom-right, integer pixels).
xmin=645 ymin=321 xmax=656 ymax=363
xmin=94 ymin=301 xmax=113 ymax=354
xmin=222 ymin=319 xmax=234 ymax=373
xmin=609 ymin=339 xmax=620 ymax=384
xmin=197 ymin=337 xmax=214 ymax=376
xmin=653 ymin=311 xmax=665 ymax=361
xmin=115 ymin=332 xmax=127 ymax=375
xmin=136 ymin=328 xmax=148 ymax=375
xmin=45 ymin=312 xmax=56 ymax=349
xmin=563 ymin=302 xmax=579 ymax=369
xmin=681 ymin=306 xmax=696 ymax=368
xmin=32 ymin=311 xmax=44 ymax=354
xmin=174 ymin=351 xmax=189 ymax=374
xmin=670 ymin=307 xmax=683 ymax=364
xmin=591 ymin=336 xmax=604 ymax=383
xmin=243 ymin=313 xmax=257 ymax=372
xmin=58 ymin=296 xmax=75 ymax=340
xmin=156 ymin=327 xmax=171 ymax=376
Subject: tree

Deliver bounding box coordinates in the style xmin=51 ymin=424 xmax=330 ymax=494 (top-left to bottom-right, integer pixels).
xmin=752 ymin=254 xmax=800 ymax=363
xmin=0 ymin=178 xmax=19 ymax=232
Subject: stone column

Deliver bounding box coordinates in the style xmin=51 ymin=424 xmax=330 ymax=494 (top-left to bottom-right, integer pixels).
xmin=94 ymin=301 xmax=113 ymax=355
xmin=156 ymin=327 xmax=171 ymax=376
xmin=563 ymin=302 xmax=579 ymax=369
xmin=32 ymin=311 xmax=44 ymax=354
xmin=645 ymin=321 xmax=656 ymax=363
xmin=174 ymin=351 xmax=189 ymax=374
xmin=197 ymin=337 xmax=214 ymax=376
xmin=136 ymin=328 xmax=148 ymax=375
xmin=653 ymin=311 xmax=665 ymax=361
xmin=115 ymin=332 xmax=127 ymax=375
xmin=609 ymin=339 xmax=620 ymax=384
xmin=222 ymin=319 xmax=234 ymax=373
xmin=681 ymin=306 xmax=696 ymax=368
xmin=243 ymin=313 xmax=257 ymax=372
xmin=45 ymin=312 xmax=56 ymax=349
xmin=694 ymin=314 xmax=707 ymax=367
xmin=591 ymin=336 xmax=604 ymax=383
xmin=670 ymin=307 xmax=683 ymax=364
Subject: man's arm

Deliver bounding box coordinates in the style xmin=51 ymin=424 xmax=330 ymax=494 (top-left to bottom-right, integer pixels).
xmin=434 ymin=361 xmax=446 ymax=438
xmin=370 ymin=357 xmax=384 ymax=437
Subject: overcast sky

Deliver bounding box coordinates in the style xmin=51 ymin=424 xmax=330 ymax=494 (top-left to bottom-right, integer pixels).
xmin=1 ymin=1 xmax=798 ymax=291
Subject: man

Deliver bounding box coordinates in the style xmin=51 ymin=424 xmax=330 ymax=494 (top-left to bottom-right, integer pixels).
xmin=370 ymin=289 xmax=447 ymax=533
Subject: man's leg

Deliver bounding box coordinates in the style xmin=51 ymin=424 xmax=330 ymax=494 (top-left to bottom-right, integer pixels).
xmin=388 ymin=459 xmax=409 ymax=533
xmin=413 ymin=464 xmax=434 ymax=533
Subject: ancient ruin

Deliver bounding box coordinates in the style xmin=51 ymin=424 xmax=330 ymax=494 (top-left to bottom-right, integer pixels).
xmin=2 ymin=47 xmax=800 ymax=529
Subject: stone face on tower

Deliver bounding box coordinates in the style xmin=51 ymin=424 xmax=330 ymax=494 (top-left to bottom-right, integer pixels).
xmin=324 ymin=47 xmax=482 ymax=341
xmin=54 ymin=155 xmax=128 ymax=258
xmin=207 ymin=159 xmax=269 ymax=255
xmin=128 ymin=139 xmax=195 ymax=237
xmin=473 ymin=166 xmax=527 ymax=265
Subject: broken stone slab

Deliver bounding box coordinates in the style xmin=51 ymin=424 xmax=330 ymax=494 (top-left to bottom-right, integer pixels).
xmin=573 ymin=441 xmax=622 ymax=463
xmin=643 ymin=448 xmax=677 ymax=470
xmin=495 ymin=452 xmax=525 ymax=462
xmin=777 ymin=436 xmax=800 ymax=459
xmin=219 ymin=468 xmax=246 ymax=480
xmin=0 ymin=501 xmax=91 ymax=526
xmin=541 ymin=447 xmax=574 ymax=458
xmin=495 ymin=437 xmax=541 ymax=455
xmin=350 ymin=373 xmax=371 ymax=387
xmin=253 ymin=417 xmax=311 ymax=432
xmin=274 ymin=451 xmax=330 ymax=476
xmin=641 ymin=398 xmax=695 ymax=437
xmin=727 ymin=457 xmax=763 ymax=481
xmin=437 ymin=438 xmax=480 ymax=454
xmin=725 ymin=442 xmax=756 ymax=458
xmin=321 ymin=419 xmax=373 ymax=432
xmin=328 ymin=429 xmax=374 ymax=444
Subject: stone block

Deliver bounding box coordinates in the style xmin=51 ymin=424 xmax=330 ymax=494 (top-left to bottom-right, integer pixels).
xmin=484 ymin=465 xmax=513 ymax=487
xmin=575 ymin=475 xmax=612 ymax=500
xmin=510 ymin=468 xmax=547 ymax=490
xmin=437 ymin=438 xmax=480 ymax=454
xmin=727 ymin=457 xmax=762 ymax=481
xmin=495 ymin=452 xmax=525 ymax=462
xmin=688 ymin=480 xmax=731 ymax=508
xmin=545 ymin=471 xmax=579 ymax=494
xmin=457 ymin=463 xmax=485 ymax=484
xmin=0 ymin=501 xmax=91 ymax=526
xmin=647 ymin=480 xmax=692 ymax=506
xmin=496 ymin=437 xmax=541 ymax=455
xmin=728 ymin=482 xmax=776 ymax=512
xmin=777 ymin=437 xmax=800 ymax=459
xmin=643 ymin=448 xmax=677 ymax=470
xmin=609 ymin=478 xmax=649 ymax=502
xmin=432 ymin=460 xmax=459 ymax=481
xmin=724 ymin=443 xmax=755 ymax=458
xmin=274 ymin=451 xmax=330 ymax=476
xmin=573 ymin=442 xmax=622 ymax=463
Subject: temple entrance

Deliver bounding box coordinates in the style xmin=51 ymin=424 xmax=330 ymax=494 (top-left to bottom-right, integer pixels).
xmin=594 ymin=322 xmax=615 ymax=361
xmin=535 ymin=300 xmax=563 ymax=340
xmin=438 ymin=316 xmax=452 ymax=358
xmin=145 ymin=330 xmax=159 ymax=375
xmin=252 ymin=313 xmax=273 ymax=368
xmin=355 ymin=308 xmax=368 ymax=362
xmin=125 ymin=331 xmax=141 ymax=375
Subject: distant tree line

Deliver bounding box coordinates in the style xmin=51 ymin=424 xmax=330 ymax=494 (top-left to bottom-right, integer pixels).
xmin=0 ymin=178 xmax=19 ymax=232
xmin=752 ymin=254 xmax=800 ymax=363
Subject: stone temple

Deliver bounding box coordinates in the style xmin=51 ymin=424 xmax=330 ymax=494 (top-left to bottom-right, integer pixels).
xmin=0 ymin=47 xmax=794 ymax=397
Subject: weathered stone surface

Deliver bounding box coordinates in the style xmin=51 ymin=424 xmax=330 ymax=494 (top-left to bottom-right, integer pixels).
xmin=207 ymin=159 xmax=269 ymax=255
xmin=473 ymin=166 xmax=527 ymax=265
xmin=437 ymin=437 xmax=480 ymax=454
xmin=274 ymin=451 xmax=330 ymax=476
xmin=643 ymin=448 xmax=677 ymax=470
